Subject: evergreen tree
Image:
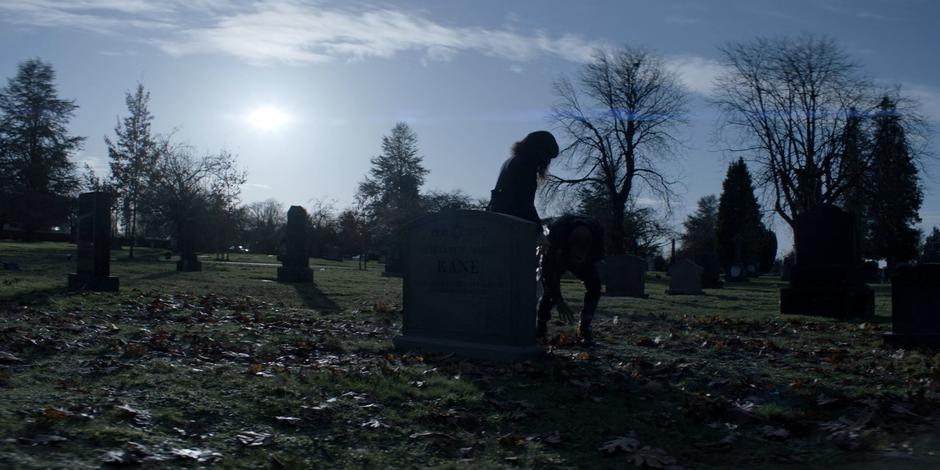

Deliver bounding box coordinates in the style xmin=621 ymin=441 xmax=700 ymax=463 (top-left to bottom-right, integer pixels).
xmin=922 ymin=227 xmax=940 ymax=263
xmin=0 ymin=59 xmax=83 ymax=233
xmin=106 ymin=83 xmax=159 ymax=258
xmin=680 ymin=195 xmax=719 ymax=258
xmin=838 ymin=109 xmax=871 ymax=217
xmin=356 ymin=122 xmax=428 ymax=244
xmin=716 ymin=159 xmax=765 ymax=273
xmin=865 ymin=97 xmax=922 ymax=273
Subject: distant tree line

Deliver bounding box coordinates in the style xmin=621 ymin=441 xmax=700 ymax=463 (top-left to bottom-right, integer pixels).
xmin=1 ymin=36 xmax=935 ymax=272
xmin=543 ymin=35 xmax=933 ymax=275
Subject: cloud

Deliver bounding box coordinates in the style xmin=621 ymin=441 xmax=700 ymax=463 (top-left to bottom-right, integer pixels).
xmin=0 ymin=0 xmax=605 ymax=65
xmin=158 ymin=1 xmax=604 ymax=65
xmin=0 ymin=0 xmax=723 ymax=98
xmin=666 ymin=55 xmax=728 ymax=96
xmin=900 ymin=82 xmax=940 ymax=123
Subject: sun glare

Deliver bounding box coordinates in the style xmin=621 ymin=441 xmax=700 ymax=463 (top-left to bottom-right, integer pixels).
xmin=245 ymin=106 xmax=290 ymax=131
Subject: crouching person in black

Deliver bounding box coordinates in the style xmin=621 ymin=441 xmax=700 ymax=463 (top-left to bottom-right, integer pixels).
xmin=536 ymin=215 xmax=604 ymax=345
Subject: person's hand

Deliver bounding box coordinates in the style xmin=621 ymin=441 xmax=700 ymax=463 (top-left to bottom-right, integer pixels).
xmin=557 ymin=301 xmax=575 ymax=324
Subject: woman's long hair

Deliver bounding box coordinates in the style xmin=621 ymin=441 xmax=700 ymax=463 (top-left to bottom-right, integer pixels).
xmin=512 ymin=130 xmax=559 ymax=182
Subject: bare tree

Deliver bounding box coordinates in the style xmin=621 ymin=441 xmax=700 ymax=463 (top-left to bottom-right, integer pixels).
xmin=144 ymin=140 xmax=245 ymax=255
xmin=548 ymin=47 xmax=688 ymax=255
xmin=243 ymin=198 xmax=285 ymax=254
xmin=713 ymin=35 xmax=872 ymax=228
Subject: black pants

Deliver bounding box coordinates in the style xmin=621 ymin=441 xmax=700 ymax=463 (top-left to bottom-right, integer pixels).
xmin=537 ymin=262 xmax=602 ymax=326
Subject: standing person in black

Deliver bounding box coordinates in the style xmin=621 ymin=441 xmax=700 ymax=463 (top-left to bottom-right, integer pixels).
xmin=536 ymin=215 xmax=605 ymax=345
xmin=486 ymin=130 xmax=559 ymax=234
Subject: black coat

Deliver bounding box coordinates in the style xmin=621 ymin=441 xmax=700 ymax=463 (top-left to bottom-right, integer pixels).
xmin=487 ymin=154 xmax=541 ymax=232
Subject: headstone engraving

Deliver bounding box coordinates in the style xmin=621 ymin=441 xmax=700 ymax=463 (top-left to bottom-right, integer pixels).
xmin=780 ymin=205 xmax=874 ymax=318
xmin=884 ymin=263 xmax=940 ymax=348
xmin=605 ymin=254 xmax=647 ymax=298
xmin=68 ymin=192 xmax=119 ymax=291
xmin=394 ymin=210 xmax=541 ymax=361
xmin=666 ymin=258 xmax=704 ymax=295
xmin=277 ymin=206 xmax=313 ymax=283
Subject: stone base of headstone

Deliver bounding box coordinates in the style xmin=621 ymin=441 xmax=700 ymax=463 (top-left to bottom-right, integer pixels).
xmin=67 ymin=273 xmax=119 ymax=292
xmin=277 ymin=266 xmax=313 ymax=283
xmin=779 ymin=286 xmax=874 ymax=318
xmin=176 ymin=256 xmax=202 ymax=272
xmin=393 ymin=335 xmax=543 ymax=361
xmin=883 ymin=333 xmax=940 ymax=349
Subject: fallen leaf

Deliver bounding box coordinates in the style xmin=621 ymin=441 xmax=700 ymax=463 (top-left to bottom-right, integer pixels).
xmin=0 ymin=351 xmax=23 ymax=364
xmin=17 ymin=435 xmax=67 ymax=446
xmin=599 ymin=435 xmax=640 ymax=454
xmin=409 ymin=431 xmax=455 ymax=441
xmin=171 ymin=448 xmax=221 ymax=462
xmin=361 ymin=418 xmax=390 ymax=429
xmin=759 ymin=425 xmax=790 ymax=440
xmin=116 ymin=404 xmax=151 ymax=425
xmin=236 ymin=431 xmax=273 ymax=447
xmin=631 ymin=446 xmax=681 ymax=469
xmin=43 ymin=406 xmax=70 ymax=420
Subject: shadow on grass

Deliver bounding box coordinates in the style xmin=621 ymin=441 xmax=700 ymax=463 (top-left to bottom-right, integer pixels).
xmin=293 ymin=282 xmax=340 ymax=312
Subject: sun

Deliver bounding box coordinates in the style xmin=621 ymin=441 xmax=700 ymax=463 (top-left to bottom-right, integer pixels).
xmin=245 ymin=106 xmax=290 ymax=131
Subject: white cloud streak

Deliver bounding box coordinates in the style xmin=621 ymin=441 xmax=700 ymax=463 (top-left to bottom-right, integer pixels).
xmin=157 ymin=1 xmax=604 ymax=65
xmin=0 ymin=0 xmax=723 ymax=96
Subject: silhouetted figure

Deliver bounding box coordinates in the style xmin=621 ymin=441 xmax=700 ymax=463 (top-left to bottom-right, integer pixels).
xmin=537 ymin=215 xmax=604 ymax=345
xmin=487 ymin=130 xmax=559 ymax=233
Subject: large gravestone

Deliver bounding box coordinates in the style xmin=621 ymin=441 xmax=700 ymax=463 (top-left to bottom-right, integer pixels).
xmin=780 ymin=205 xmax=873 ymax=318
xmin=277 ymin=206 xmax=313 ymax=283
xmin=394 ymin=210 xmax=541 ymax=361
xmin=382 ymin=238 xmax=404 ymax=278
xmin=176 ymin=225 xmax=202 ymax=272
xmin=884 ymin=264 xmax=940 ymax=348
xmin=780 ymin=254 xmax=795 ymax=282
xmin=666 ymin=258 xmax=704 ymax=295
xmin=605 ymin=254 xmax=647 ymax=298
xmin=68 ymin=192 xmax=119 ymax=292
xmin=695 ymin=252 xmax=724 ymax=289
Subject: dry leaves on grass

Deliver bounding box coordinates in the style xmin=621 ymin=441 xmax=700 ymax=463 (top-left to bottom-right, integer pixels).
xmin=600 ymin=434 xmax=683 ymax=469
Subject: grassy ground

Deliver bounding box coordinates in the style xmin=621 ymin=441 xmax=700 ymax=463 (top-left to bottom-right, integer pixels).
xmin=1 ymin=241 xmax=939 ymax=469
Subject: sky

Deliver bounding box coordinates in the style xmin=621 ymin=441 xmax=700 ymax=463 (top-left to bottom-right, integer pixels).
xmin=1 ymin=0 xmax=938 ymax=254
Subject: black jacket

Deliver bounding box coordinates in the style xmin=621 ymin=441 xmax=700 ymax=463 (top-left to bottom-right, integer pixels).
xmin=540 ymin=215 xmax=605 ymax=302
xmin=487 ymin=154 xmax=541 ymax=232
